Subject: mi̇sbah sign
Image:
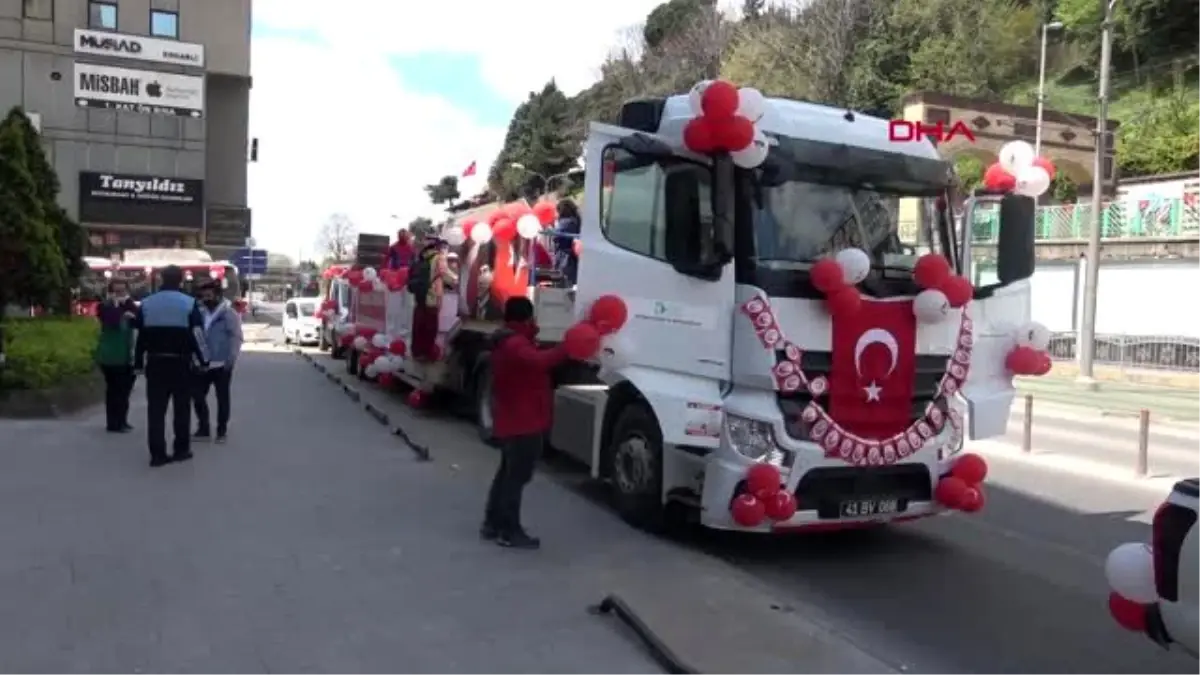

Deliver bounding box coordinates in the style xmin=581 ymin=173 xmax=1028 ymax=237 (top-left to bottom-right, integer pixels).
xmin=73 ymin=62 xmax=205 ymax=118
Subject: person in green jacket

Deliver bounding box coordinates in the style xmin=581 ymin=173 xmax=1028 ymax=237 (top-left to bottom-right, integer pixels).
xmin=94 ymin=279 xmax=139 ymax=433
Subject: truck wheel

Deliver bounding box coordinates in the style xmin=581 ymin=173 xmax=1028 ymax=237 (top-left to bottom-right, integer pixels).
xmin=347 ymin=349 xmax=359 ymax=376
xmin=606 ymin=403 xmax=669 ymax=532
xmin=474 ymin=365 xmax=497 ymax=446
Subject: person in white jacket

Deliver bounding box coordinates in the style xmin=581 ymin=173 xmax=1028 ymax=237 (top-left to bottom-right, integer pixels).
xmin=193 ymin=281 xmax=244 ymax=443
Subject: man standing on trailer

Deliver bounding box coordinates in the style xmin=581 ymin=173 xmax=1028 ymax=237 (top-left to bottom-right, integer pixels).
xmin=134 ymin=265 xmax=209 ymax=467
xmin=480 ymin=296 xmax=569 ymax=549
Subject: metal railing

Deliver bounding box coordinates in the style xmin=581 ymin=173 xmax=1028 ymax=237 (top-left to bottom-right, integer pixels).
xmin=971 ymin=197 xmax=1200 ymax=243
xmin=1046 ymin=332 xmax=1200 ymax=372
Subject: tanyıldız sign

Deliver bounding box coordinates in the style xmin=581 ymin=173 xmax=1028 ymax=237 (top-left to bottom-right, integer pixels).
xmin=79 ymin=171 xmax=205 ymax=228
xmin=73 ymin=62 xmax=205 ymax=118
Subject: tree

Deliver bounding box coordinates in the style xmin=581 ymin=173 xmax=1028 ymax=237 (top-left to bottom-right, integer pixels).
xmin=407 ymin=217 xmax=435 ymax=240
xmin=644 ymin=0 xmax=716 ymax=51
xmin=489 ymin=82 xmax=579 ymax=199
xmin=424 ymin=175 xmax=461 ymax=205
xmin=0 ymin=108 xmax=66 ymax=314
xmin=315 ymin=213 xmax=357 ymax=261
xmin=297 ymin=260 xmax=320 ymax=274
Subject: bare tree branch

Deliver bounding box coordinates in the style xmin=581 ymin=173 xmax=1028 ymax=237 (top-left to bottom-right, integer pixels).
xmin=315 ymin=213 xmax=357 ymax=261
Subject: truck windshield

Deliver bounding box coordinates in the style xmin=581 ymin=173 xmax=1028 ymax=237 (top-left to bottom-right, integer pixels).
xmin=735 ymin=135 xmax=953 ymax=299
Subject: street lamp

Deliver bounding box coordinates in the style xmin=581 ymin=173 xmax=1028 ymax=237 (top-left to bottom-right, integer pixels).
xmin=1034 ymin=20 xmax=1064 ymax=156
xmin=1077 ymin=0 xmax=1118 ymax=384
xmin=509 ymin=162 xmax=571 ymax=194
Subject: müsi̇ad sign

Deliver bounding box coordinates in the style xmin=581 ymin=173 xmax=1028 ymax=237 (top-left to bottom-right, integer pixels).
xmin=888 ymin=120 xmax=976 ymax=144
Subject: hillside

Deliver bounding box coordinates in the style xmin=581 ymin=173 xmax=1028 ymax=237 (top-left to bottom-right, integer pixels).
xmin=484 ymin=0 xmax=1197 ymax=201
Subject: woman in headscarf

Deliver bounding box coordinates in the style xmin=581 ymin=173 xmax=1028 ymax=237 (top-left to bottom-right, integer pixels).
xmin=553 ymin=199 xmax=581 ymax=285
xmin=409 ymin=236 xmax=458 ymax=361
xmin=93 ymin=279 xmax=139 ymax=432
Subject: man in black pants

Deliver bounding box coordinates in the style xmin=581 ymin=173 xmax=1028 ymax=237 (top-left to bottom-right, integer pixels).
xmin=481 ymin=297 xmax=568 ymax=549
xmin=192 ymin=281 xmax=243 ymax=443
xmin=134 ymin=266 xmax=209 ymax=467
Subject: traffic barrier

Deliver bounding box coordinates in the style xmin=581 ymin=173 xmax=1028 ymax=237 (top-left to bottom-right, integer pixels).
xmin=588 ymin=594 xmax=697 ymax=674
xmin=1021 ymin=394 xmax=1161 ymax=478
xmin=294 ymin=349 xmax=431 ymax=462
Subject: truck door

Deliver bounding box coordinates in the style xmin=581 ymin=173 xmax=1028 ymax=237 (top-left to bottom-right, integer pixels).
xmin=576 ymin=123 xmax=735 ymax=384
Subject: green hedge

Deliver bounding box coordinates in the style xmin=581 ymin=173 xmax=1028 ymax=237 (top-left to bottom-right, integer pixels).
xmin=0 ymin=317 xmax=99 ymax=390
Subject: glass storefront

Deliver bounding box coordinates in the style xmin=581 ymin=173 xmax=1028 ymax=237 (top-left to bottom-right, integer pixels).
xmin=84 ymin=229 xmax=201 ymax=257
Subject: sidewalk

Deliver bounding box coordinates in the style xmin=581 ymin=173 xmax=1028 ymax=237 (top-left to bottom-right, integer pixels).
xmin=1017 ymin=372 xmax=1199 ymax=423
xmin=0 ymin=346 xmax=894 ymax=673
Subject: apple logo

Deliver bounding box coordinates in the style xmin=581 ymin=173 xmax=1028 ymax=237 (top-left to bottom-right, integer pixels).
xmin=146 ymin=81 xmax=163 ymax=98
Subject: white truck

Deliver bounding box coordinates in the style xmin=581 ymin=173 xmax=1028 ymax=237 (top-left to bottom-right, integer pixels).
xmin=334 ymin=91 xmax=1039 ymax=533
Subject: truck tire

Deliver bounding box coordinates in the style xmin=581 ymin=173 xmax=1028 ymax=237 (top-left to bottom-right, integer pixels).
xmin=474 ymin=364 xmax=498 ymax=446
xmin=606 ymin=402 xmax=670 ymax=532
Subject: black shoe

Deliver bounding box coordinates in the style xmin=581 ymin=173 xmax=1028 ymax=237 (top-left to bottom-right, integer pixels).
xmin=149 ymin=456 xmax=171 ymax=468
xmin=106 ymin=426 xmax=123 ymax=433
xmin=496 ymin=530 xmax=540 ymax=549
xmin=193 ymin=430 xmax=211 ymax=440
xmin=215 ymin=432 xmax=227 ymax=444
xmin=172 ymin=451 xmax=194 ymax=463
xmin=479 ymin=523 xmax=499 ymax=541
xmin=121 ymin=423 xmax=134 ymax=432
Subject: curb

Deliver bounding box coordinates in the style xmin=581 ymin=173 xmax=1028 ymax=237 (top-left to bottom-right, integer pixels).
xmin=294 ymin=349 xmax=431 ymax=462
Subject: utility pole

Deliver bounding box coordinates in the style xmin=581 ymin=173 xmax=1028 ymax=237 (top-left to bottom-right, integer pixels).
xmin=1077 ymin=0 xmax=1117 ymax=384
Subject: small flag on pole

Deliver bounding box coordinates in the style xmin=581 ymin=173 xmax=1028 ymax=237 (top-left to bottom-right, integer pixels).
xmin=461 ymin=161 xmax=477 ymax=178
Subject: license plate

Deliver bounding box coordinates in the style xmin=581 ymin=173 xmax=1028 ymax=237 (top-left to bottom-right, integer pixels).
xmin=839 ymin=498 xmax=900 ymax=518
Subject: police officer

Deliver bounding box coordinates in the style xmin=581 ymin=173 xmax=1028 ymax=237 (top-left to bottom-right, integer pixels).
xmin=133 ymin=265 xmax=209 ymax=467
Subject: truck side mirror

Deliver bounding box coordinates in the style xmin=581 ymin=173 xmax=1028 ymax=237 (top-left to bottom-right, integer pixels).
xmin=996 ymin=194 xmax=1036 ymax=284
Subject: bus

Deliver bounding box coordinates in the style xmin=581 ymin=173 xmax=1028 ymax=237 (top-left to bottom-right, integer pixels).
xmin=78 ymin=249 xmax=245 ymax=315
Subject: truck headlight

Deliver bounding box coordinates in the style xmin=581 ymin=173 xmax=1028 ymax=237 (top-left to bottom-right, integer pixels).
xmin=725 ymin=414 xmax=787 ymax=465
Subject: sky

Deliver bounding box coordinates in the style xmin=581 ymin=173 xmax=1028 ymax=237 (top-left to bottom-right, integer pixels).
xmin=247 ymin=0 xmax=666 ymax=261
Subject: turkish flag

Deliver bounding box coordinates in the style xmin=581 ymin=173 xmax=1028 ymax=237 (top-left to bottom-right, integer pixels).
xmin=828 ymin=298 xmax=917 ymax=440
xmin=461 ymin=161 xmax=477 ymax=178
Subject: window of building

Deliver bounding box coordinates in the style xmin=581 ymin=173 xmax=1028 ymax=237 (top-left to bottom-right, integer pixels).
xmin=150 ymin=9 xmax=179 ymax=38
xmin=22 ymin=0 xmax=54 ymax=20
xmin=88 ymin=1 xmax=117 ymax=29
xmin=600 ymin=146 xmax=712 ymax=262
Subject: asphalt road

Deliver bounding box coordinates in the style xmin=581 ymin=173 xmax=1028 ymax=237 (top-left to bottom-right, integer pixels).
xmin=299 ymin=349 xmax=1197 ymax=674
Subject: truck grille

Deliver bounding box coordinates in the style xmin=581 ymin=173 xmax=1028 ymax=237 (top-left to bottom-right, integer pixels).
xmin=777 ymin=351 xmax=950 ymax=442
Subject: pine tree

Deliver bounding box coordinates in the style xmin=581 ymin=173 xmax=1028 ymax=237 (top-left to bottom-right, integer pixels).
xmin=0 ymin=108 xmax=67 ymax=312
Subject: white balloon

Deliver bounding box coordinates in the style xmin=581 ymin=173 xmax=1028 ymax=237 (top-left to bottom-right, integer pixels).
xmin=1105 ymin=543 xmax=1157 ymax=604
xmin=342 ymin=322 xmax=356 ymax=334
xmin=353 ymin=336 xmax=368 ymax=351
xmin=730 ymin=128 xmax=770 ymax=169
xmin=365 ymin=362 xmax=379 ymax=378
xmin=443 ymin=226 xmax=466 ymax=247
xmin=913 ymin=289 xmax=951 ymax=324
xmin=470 ymin=223 xmax=493 ymax=244
xmin=1014 ymin=165 xmax=1051 ymax=198
xmin=687 ymin=80 xmax=713 ymax=116
xmin=517 ymin=214 xmax=542 ymax=240
xmin=598 ymin=332 xmax=634 ymax=372
xmin=362 ymin=267 xmax=378 ymax=281
xmin=736 ymin=87 xmax=766 ymax=122
xmin=1014 ymin=321 xmax=1051 ymax=351
xmin=834 ymin=248 xmax=871 ymax=285
xmin=998 ymin=140 xmax=1036 ymax=174
xmin=371 ymin=333 xmax=389 ymax=349
xmin=372 ymin=279 xmax=387 ymax=292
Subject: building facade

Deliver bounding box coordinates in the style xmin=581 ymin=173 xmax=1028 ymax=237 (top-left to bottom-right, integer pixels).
xmin=0 ymin=0 xmax=252 ymax=260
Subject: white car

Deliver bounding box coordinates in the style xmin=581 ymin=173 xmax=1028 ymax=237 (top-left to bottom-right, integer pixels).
xmin=282 ymin=298 xmax=321 ymax=346
xmin=1107 ymin=478 xmax=1198 ymax=658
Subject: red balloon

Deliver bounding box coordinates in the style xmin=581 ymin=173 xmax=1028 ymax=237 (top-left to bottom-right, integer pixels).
xmin=1108 ymin=592 xmax=1148 ymax=632
xmin=1033 ymin=352 xmax=1053 ymax=376
xmin=588 ymin=295 xmax=628 ymax=335
xmin=462 ymin=220 xmax=477 ymax=239
xmin=358 ymin=327 xmax=378 ymax=339
xmin=934 ymin=476 xmax=970 ymax=508
xmin=358 ymin=281 xmax=373 ymax=292
xmin=504 ymin=202 xmax=531 ymax=219
xmin=711 ymin=115 xmax=755 ymax=152
xmin=730 ymin=493 xmax=767 ymax=527
xmin=959 ymin=486 xmax=986 ymax=513
xmin=378 ymin=372 xmax=394 ymax=387
xmin=346 ymin=270 xmax=363 ymax=285
xmin=572 ymin=239 xmax=582 ymax=257
xmin=563 ymin=322 xmax=602 ymax=360
xmin=983 ymin=163 xmax=1017 ymax=192
xmin=1033 ymin=156 xmax=1056 ymax=181
xmin=388 ymin=339 xmax=407 ymax=356
xmin=810 ymin=258 xmax=846 ymax=294
xmin=487 ymin=209 xmax=506 ymax=226
xmin=745 ymin=463 xmax=782 ymax=496
xmin=1006 ymin=345 xmax=1042 ymax=375
xmin=683 ymin=117 xmax=717 ymax=153
xmin=493 ymin=217 xmax=517 ymax=242
xmin=764 ymin=491 xmax=797 ymax=522
xmin=913 ymin=253 xmax=951 ymax=289
xmin=941 ymin=276 xmax=974 ymax=307
xmin=951 ymin=453 xmax=989 ymax=485
xmin=825 ymin=286 xmax=862 ymax=317
xmin=533 ymin=201 xmax=558 ymax=226
xmin=407 ymin=389 xmax=425 ymax=408
xmin=701 ymin=80 xmax=740 ymax=119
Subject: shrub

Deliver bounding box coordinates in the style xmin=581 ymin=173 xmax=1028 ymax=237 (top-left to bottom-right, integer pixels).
xmin=0 ymin=317 xmax=99 ymax=390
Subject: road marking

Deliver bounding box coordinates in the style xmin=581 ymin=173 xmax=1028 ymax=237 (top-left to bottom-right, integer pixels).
xmin=974 ymin=439 xmax=1186 ymax=494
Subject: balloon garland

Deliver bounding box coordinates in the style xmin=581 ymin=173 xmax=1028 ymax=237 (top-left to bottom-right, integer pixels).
xmin=983 ymin=140 xmax=1057 ymax=197
xmin=1005 ymin=320 xmax=1054 ymax=376
xmin=682 ymin=80 xmax=770 ymax=170
xmin=729 ymin=462 xmax=798 ymax=528
xmin=809 ymin=250 xmax=974 ymax=324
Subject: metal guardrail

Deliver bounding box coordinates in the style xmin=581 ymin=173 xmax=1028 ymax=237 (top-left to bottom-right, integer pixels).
xmin=1019 ymin=394 xmax=1158 ymax=479
xmin=1047 ymin=332 xmax=1200 ymax=372
xmin=971 ymin=197 xmax=1200 ymax=243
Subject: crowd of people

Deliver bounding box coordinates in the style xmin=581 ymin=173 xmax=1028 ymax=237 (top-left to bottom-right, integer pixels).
xmin=93 ymin=265 xmax=243 ymax=467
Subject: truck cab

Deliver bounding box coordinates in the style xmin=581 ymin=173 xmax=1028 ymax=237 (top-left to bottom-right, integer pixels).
xmin=549 ymin=93 xmax=1037 ymax=531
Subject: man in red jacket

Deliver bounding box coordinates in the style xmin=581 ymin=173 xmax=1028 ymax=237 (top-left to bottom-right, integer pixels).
xmin=481 ymin=296 xmax=568 ymax=549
